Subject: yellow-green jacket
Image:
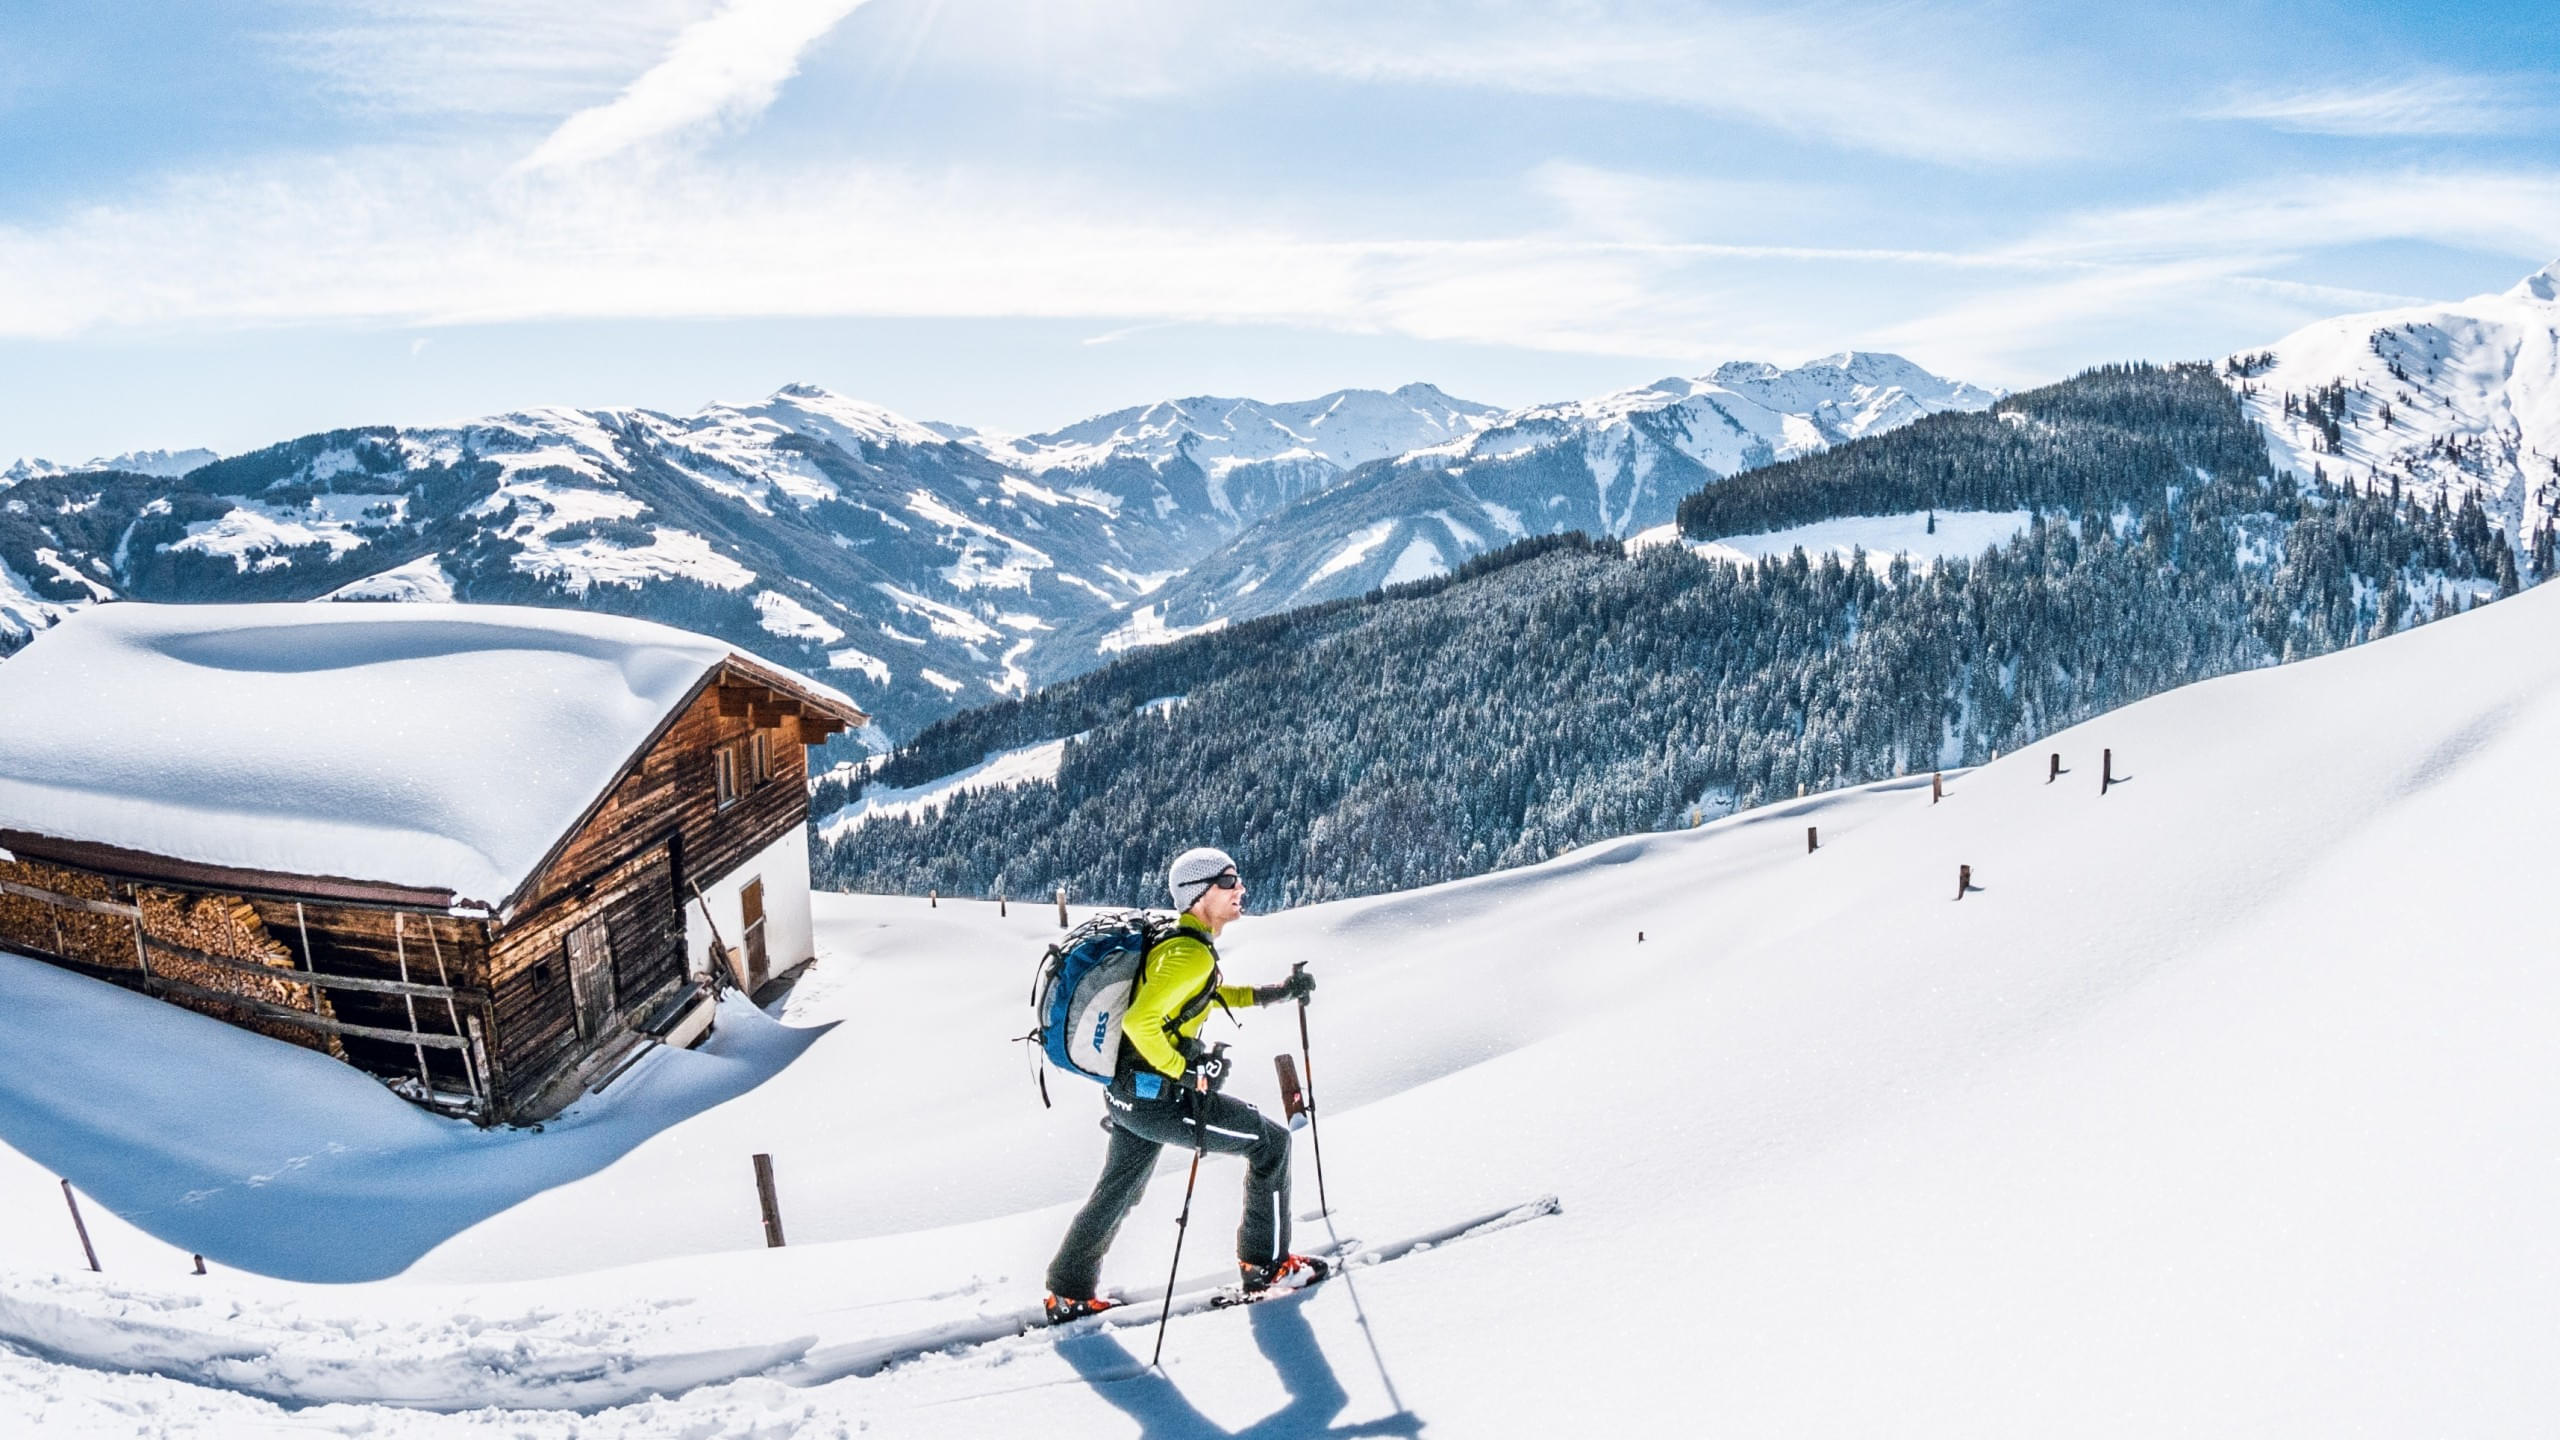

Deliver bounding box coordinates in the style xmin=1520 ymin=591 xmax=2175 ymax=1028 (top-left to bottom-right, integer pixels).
xmin=1123 ymin=912 xmax=1261 ymax=1079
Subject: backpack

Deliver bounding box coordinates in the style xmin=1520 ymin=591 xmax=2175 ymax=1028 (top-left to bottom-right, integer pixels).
xmin=1024 ymin=911 xmax=1222 ymax=1106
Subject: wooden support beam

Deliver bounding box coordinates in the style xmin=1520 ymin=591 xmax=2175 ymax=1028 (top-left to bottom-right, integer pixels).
xmin=144 ymin=973 xmax=470 ymax=1050
xmin=0 ymin=878 xmax=140 ymax=918
xmin=141 ymin=936 xmax=463 ymax=1001
xmin=717 ymin=684 xmax=771 ymax=718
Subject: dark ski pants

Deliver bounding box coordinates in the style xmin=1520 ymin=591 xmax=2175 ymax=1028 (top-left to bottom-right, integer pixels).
xmin=1046 ymin=1083 xmax=1293 ymax=1300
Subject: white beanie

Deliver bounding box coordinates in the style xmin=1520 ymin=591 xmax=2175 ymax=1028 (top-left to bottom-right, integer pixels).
xmin=1166 ymin=846 xmax=1239 ymax=913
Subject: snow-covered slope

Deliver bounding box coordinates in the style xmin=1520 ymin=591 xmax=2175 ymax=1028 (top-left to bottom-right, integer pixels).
xmin=1633 ymin=506 xmax=2035 ymax=575
xmin=950 ymin=383 xmax=1505 ymax=583
xmin=967 ymin=383 xmax=1499 ymax=496
xmin=3 ymin=574 xmax=2557 ymax=1433
xmin=1080 ymin=352 xmax=1996 ymax=657
xmin=2227 ymin=259 xmax=2560 ymax=539
xmin=1430 ymin=351 xmax=1998 ymax=517
xmin=0 ymin=389 xmax=1193 ymax=738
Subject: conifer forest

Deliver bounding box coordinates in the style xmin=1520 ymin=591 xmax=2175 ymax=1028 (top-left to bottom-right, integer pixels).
xmin=818 ymin=364 xmax=2530 ymax=909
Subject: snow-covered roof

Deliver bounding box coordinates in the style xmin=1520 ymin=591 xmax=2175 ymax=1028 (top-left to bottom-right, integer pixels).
xmin=0 ymin=603 xmax=861 ymax=907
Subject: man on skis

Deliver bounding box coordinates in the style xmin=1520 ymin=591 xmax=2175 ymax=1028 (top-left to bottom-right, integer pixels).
xmin=1043 ymin=846 xmax=1322 ymax=1324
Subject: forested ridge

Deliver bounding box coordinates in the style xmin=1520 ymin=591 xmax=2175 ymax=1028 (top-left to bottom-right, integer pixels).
xmin=817 ymin=363 xmax=2532 ymax=909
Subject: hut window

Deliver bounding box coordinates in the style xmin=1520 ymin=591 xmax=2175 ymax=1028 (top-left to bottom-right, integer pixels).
xmin=715 ymin=742 xmax=743 ymax=809
xmin=716 ymin=734 xmax=772 ymax=809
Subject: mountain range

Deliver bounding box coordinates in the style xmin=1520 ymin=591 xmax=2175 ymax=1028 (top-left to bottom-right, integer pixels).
xmin=10 ymin=261 xmax=2555 ymax=745
xmin=0 ymin=354 xmax=1994 ymax=740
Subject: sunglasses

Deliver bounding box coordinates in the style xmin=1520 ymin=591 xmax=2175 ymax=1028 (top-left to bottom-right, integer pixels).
xmin=1208 ymin=870 xmax=1243 ymax=890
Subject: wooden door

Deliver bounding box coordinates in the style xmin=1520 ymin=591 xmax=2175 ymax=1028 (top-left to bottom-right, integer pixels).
xmin=739 ymin=878 xmax=769 ymax=992
xmin=564 ymin=916 xmax=617 ymax=1041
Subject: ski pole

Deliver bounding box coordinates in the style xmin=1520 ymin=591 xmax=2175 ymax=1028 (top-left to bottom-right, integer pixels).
xmin=1150 ymin=1054 xmax=1218 ymax=1368
xmin=1292 ymin=961 xmax=1331 ymax=1218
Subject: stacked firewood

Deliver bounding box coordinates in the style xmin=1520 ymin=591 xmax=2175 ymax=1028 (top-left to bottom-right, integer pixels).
xmin=137 ymin=890 xmax=346 ymax=1059
xmin=0 ymin=858 xmax=133 ymax=968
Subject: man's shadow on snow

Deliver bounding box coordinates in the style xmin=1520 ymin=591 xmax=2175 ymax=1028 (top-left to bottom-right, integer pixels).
xmin=1058 ymin=1294 xmax=1425 ymax=1440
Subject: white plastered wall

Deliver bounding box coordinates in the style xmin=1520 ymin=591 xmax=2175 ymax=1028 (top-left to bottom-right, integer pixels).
xmin=684 ymin=820 xmax=815 ymax=990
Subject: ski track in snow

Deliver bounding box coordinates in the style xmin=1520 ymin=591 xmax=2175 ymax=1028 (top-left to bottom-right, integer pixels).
xmin=9 ymin=584 xmax=2560 ymax=1431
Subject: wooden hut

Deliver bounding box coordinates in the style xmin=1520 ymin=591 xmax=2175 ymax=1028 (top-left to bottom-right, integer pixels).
xmin=0 ymin=601 xmax=866 ymax=1124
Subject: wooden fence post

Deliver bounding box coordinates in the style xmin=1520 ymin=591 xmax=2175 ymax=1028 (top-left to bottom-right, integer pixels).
xmin=929 ymin=889 xmax=937 ymax=908
xmin=1931 ymin=772 xmax=1944 ymax=804
xmin=2101 ymin=749 xmax=2115 ymax=795
xmin=60 ymin=1180 xmax=98 ymax=1272
xmin=192 ymin=1254 xmax=207 ymax=1276
xmin=998 ymin=889 xmax=1008 ymax=918
xmin=2048 ymin=752 xmax=2061 ymax=783
xmin=752 ymin=1153 xmax=786 ymax=1248
xmin=1956 ymin=864 xmax=1972 ymax=900
xmin=1056 ymin=890 xmax=1069 ymax=928
xmin=1806 ymin=825 xmax=1819 ymax=854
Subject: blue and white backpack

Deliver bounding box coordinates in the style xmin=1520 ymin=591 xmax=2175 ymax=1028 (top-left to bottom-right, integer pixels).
xmin=1026 ymin=911 xmax=1176 ymax=1105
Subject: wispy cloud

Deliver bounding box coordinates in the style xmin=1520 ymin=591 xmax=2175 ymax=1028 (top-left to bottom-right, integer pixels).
xmin=517 ymin=0 xmax=878 ymax=171
xmin=273 ymin=0 xmax=714 ymax=122
xmin=2202 ymin=73 xmax=2546 ymax=137
xmin=1252 ymin=1 xmax=2084 ymax=166
xmin=7 ymin=149 xmax=2552 ymax=389
xmin=2003 ymin=169 xmax=2560 ymax=266
xmin=1862 ymin=170 xmax=2560 ymax=382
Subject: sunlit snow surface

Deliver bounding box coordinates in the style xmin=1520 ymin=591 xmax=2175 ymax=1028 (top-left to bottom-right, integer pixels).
xmin=7 ymin=583 xmax=2560 ymax=1431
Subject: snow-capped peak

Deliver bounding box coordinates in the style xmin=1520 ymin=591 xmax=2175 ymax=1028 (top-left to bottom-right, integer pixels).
xmin=2225 ymin=259 xmax=2560 ymax=540
xmin=1418 ymin=351 xmax=1995 ymax=476
xmin=749 ymin=384 xmax=958 ymax=451
xmin=970 ymin=386 xmax=1504 ymax=478
xmin=2 ymin=446 xmax=219 ymax=485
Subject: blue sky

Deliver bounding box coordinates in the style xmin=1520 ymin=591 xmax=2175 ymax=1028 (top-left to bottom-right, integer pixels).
xmin=3 ymin=0 xmax=2555 ymax=461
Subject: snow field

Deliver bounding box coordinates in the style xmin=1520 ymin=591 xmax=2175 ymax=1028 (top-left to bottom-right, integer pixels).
xmin=815 ymin=737 xmax=1076 ymax=840
xmin=6 ymin=581 xmax=2560 ymax=1430
xmin=1633 ymin=507 xmax=2034 ymax=572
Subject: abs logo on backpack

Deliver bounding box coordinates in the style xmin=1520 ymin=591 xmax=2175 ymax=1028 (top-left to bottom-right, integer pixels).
xmin=1029 ymin=912 xmax=1173 ymax=1092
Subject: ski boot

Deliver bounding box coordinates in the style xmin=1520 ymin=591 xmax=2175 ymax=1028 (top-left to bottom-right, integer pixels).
xmin=1043 ymin=1293 xmax=1123 ymax=1326
xmin=1238 ymin=1253 xmax=1331 ymax=1297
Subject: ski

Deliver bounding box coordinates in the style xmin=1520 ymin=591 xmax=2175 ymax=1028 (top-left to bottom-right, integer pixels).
xmin=771 ymin=1194 xmax=1560 ymax=1388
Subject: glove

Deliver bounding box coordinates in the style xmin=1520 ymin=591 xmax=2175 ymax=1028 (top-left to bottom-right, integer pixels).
xmin=1183 ymin=1049 xmax=1231 ymax=1094
xmin=1253 ymin=969 xmax=1316 ymax=1007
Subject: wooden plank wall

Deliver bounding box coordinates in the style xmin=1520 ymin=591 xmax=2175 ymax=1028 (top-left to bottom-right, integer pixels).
xmin=476 ymin=681 xmax=812 ymax=1116
xmin=504 ymin=682 xmax=811 ymax=986
xmin=485 ymin=842 xmax=676 ymax=1098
